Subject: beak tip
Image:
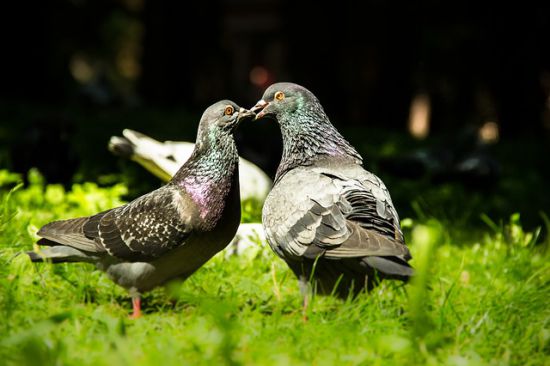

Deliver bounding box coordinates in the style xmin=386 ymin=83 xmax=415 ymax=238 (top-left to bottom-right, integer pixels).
xmin=237 ymin=108 xmax=256 ymax=122
xmin=251 ymin=99 xmax=269 ymax=114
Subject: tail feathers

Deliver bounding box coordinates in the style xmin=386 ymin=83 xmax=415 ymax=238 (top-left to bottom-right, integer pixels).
xmin=27 ymin=246 xmax=97 ymax=264
xmin=363 ymin=256 xmax=414 ymax=280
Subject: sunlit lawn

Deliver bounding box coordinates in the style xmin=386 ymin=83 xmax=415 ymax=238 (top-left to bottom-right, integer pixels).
xmin=0 ymin=169 xmax=549 ymax=366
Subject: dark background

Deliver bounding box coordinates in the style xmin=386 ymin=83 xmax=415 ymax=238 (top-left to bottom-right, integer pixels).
xmin=1 ymin=0 xmax=549 ymax=227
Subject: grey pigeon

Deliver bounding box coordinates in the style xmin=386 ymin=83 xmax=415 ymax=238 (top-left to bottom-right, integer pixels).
xmin=108 ymin=129 xmax=272 ymax=201
xmin=251 ymin=83 xmax=413 ymax=306
xmin=27 ymin=101 xmax=253 ymax=317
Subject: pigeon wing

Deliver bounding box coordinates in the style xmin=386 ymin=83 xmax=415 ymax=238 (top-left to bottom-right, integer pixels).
xmin=264 ymin=167 xmax=409 ymax=261
xmin=95 ymin=185 xmax=194 ymax=261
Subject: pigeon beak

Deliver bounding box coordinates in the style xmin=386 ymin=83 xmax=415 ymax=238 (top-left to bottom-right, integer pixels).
xmin=237 ymin=108 xmax=255 ymax=122
xmin=230 ymin=108 xmax=255 ymax=131
xmin=251 ymin=100 xmax=269 ymax=120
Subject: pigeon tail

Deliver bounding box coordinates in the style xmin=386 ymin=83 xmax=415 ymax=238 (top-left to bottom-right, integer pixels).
xmin=363 ymin=256 xmax=414 ymax=280
xmin=27 ymin=246 xmax=98 ymax=263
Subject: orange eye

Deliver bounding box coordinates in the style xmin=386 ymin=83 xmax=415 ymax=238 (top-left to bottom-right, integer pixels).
xmin=274 ymin=91 xmax=285 ymax=101
xmin=224 ymin=105 xmax=234 ymax=116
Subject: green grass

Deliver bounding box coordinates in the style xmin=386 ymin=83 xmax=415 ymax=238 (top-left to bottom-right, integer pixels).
xmin=0 ymin=169 xmax=549 ymax=366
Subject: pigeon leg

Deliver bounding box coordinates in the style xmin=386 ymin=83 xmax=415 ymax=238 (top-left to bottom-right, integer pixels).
xmin=130 ymin=295 xmax=142 ymax=319
xmin=298 ymin=275 xmax=311 ymax=322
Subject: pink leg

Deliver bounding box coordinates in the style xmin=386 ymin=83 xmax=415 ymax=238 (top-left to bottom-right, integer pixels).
xmin=130 ymin=296 xmax=141 ymax=319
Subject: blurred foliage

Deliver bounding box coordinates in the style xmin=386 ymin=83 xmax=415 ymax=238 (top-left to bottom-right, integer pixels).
xmin=241 ymin=198 xmax=263 ymax=224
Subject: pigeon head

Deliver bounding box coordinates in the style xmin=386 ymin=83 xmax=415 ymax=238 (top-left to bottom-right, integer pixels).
xmin=197 ymin=100 xmax=253 ymax=143
xmin=251 ymin=83 xmax=362 ymax=181
xmin=172 ymin=100 xmax=253 ymax=187
xmin=251 ymin=82 xmax=314 ymax=121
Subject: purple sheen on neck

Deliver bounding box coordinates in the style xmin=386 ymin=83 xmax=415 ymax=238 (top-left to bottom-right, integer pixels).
xmin=180 ymin=178 xmax=212 ymax=218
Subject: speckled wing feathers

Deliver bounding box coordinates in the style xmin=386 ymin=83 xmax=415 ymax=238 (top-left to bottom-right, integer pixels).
xmin=97 ymin=187 xmax=192 ymax=260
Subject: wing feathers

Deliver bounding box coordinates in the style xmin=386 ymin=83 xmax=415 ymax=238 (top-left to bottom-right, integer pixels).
xmin=37 ymin=217 xmax=103 ymax=253
xmin=270 ymin=168 xmax=409 ymax=263
xmin=35 ymin=186 xmax=194 ymax=262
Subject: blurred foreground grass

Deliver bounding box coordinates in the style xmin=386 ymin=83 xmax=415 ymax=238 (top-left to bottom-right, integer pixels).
xmin=0 ymin=169 xmax=549 ymax=366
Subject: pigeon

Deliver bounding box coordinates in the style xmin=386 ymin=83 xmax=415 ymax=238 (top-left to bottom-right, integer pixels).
xmin=251 ymin=83 xmax=413 ymax=308
xmin=27 ymin=101 xmax=254 ymax=318
xmin=108 ymin=129 xmax=272 ymax=202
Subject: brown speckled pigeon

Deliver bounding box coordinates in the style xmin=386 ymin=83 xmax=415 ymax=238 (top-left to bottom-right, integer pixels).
xmin=252 ymin=83 xmax=413 ymax=307
xmin=27 ymin=101 xmax=253 ymax=317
